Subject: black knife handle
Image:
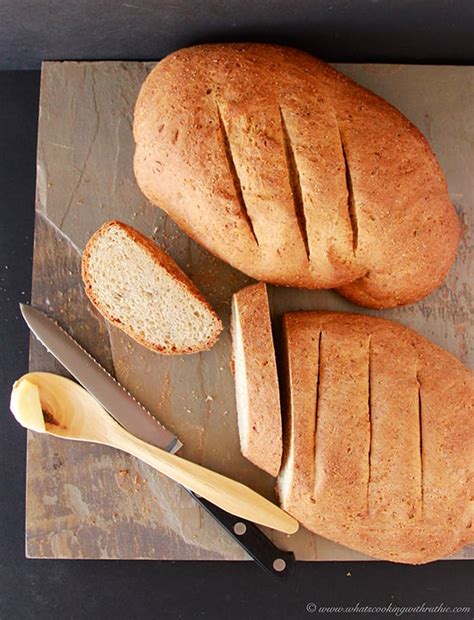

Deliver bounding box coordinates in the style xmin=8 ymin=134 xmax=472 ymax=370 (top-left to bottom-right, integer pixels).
xmin=186 ymin=489 xmax=295 ymax=580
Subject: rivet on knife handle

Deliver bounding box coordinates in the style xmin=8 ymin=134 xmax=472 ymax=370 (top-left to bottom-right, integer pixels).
xmin=188 ymin=491 xmax=296 ymax=580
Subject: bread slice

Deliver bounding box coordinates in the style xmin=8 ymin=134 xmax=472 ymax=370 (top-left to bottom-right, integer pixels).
xmin=82 ymin=221 xmax=223 ymax=354
xmin=231 ymin=283 xmax=282 ymax=477
xmin=277 ymin=312 xmax=474 ymax=564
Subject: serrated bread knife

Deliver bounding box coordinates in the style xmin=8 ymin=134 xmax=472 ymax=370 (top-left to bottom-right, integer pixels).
xmin=19 ymin=304 xmax=296 ymax=578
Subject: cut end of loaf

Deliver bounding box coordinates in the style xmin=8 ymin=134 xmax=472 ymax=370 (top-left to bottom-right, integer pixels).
xmin=81 ymin=221 xmax=222 ymax=354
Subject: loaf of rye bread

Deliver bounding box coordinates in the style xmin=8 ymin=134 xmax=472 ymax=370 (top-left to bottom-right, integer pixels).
xmin=133 ymin=43 xmax=460 ymax=309
xmin=277 ymin=312 xmax=473 ymax=564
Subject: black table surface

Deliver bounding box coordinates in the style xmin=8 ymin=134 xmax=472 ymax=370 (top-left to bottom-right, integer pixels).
xmin=1 ymin=3 xmax=474 ymax=617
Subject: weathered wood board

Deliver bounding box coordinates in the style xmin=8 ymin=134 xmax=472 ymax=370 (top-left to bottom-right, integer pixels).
xmin=26 ymin=61 xmax=473 ymax=560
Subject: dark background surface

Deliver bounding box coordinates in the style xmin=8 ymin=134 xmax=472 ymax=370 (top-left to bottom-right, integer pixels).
xmin=1 ymin=0 xmax=474 ymax=69
xmin=1 ymin=2 xmax=474 ymax=618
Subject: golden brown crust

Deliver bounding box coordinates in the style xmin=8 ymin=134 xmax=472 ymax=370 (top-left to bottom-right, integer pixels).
xmin=231 ymin=283 xmax=282 ymax=476
xmin=133 ymin=43 xmax=460 ymax=308
xmin=81 ymin=220 xmax=223 ymax=354
xmin=278 ymin=312 xmax=473 ymax=563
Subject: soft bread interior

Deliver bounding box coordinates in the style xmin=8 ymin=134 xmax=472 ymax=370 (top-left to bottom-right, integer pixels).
xmin=85 ymin=225 xmax=219 ymax=352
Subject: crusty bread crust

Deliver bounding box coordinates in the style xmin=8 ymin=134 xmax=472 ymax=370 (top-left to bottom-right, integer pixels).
xmin=231 ymin=283 xmax=282 ymax=476
xmin=133 ymin=43 xmax=460 ymax=309
xmin=81 ymin=220 xmax=223 ymax=354
xmin=277 ymin=312 xmax=474 ymax=564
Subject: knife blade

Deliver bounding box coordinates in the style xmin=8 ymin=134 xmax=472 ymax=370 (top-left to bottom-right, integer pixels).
xmin=20 ymin=303 xmax=296 ymax=579
xmin=20 ymin=304 xmax=182 ymax=454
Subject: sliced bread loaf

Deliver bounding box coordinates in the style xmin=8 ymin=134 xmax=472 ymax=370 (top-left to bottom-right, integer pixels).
xmin=231 ymin=282 xmax=282 ymax=476
xmin=82 ymin=220 xmax=223 ymax=354
xmin=277 ymin=312 xmax=474 ymax=564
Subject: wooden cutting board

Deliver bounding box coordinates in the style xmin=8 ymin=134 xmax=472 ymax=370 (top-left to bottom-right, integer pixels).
xmin=26 ymin=61 xmax=473 ymax=560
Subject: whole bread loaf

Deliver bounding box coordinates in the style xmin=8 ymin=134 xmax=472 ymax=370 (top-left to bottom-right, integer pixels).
xmin=277 ymin=312 xmax=473 ymax=564
xmin=133 ymin=43 xmax=460 ymax=309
